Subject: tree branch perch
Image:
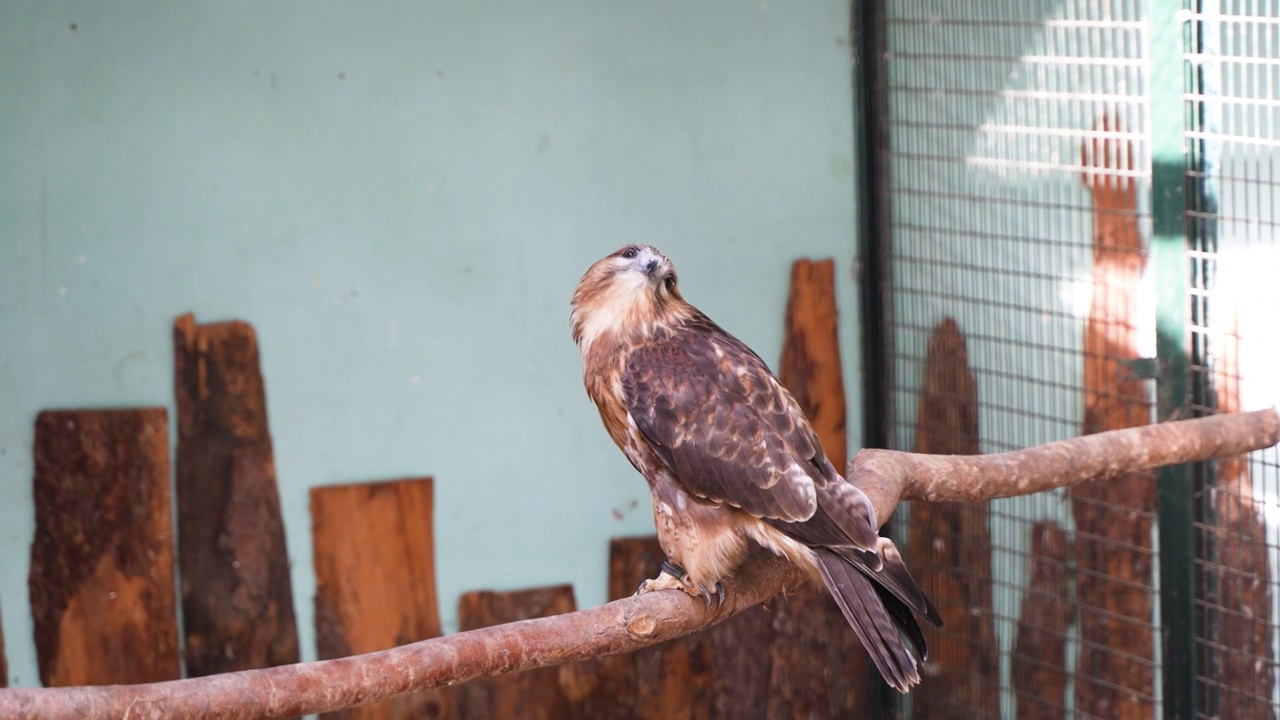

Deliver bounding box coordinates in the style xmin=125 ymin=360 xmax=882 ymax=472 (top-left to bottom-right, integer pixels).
xmin=856 ymin=407 xmax=1280 ymax=524
xmin=2 ymin=409 xmax=1277 ymax=720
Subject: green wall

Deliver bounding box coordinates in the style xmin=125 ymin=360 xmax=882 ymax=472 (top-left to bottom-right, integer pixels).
xmin=0 ymin=1 xmax=862 ymax=685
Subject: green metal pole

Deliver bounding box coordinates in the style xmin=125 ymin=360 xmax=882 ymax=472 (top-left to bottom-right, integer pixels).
xmin=1151 ymin=1 xmax=1195 ymax=718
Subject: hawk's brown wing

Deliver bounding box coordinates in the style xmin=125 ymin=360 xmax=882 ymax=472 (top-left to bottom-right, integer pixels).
xmin=622 ymin=328 xmax=825 ymax=523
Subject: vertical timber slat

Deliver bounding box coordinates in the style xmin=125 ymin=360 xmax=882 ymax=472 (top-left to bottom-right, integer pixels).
xmin=28 ymin=408 xmax=180 ymax=686
xmin=771 ymin=257 xmax=868 ymax=716
xmin=173 ymin=313 xmax=300 ymax=677
xmin=779 ymin=258 xmax=849 ymax=472
xmin=1012 ymin=521 xmax=1072 ymax=719
xmin=451 ymin=586 xmax=586 ymax=719
xmin=1070 ymin=119 xmax=1156 ymax=719
xmin=603 ymin=536 xmax=715 ymax=720
xmin=311 ymin=478 xmax=447 ymax=720
xmin=908 ymin=318 xmax=997 ymax=719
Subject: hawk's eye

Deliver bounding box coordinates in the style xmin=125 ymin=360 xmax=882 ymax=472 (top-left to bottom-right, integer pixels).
xmin=621 ymin=247 xmax=638 ymax=259
xmin=664 ymin=275 xmax=676 ymax=291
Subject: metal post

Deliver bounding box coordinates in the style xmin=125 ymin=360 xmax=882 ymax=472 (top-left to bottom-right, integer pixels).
xmin=854 ymin=0 xmax=893 ymax=456
xmin=1151 ymin=1 xmax=1196 ymax=718
xmin=852 ymin=0 xmax=896 ymax=716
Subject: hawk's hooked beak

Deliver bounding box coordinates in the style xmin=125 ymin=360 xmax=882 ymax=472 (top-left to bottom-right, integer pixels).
xmin=631 ymin=247 xmax=665 ymax=278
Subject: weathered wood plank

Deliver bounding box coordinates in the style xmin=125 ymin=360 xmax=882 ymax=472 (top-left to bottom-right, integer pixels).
xmin=311 ymin=477 xmax=447 ymax=720
xmin=779 ymin=258 xmax=849 ymax=472
xmin=760 ymin=582 xmax=869 ymax=718
xmin=768 ymin=256 xmax=868 ymax=716
xmin=908 ymin=318 xmax=998 ymax=719
xmin=28 ymin=408 xmax=180 ymax=686
xmin=451 ymin=585 xmax=587 ymax=719
xmin=1071 ymin=120 xmax=1155 ymax=719
xmin=1208 ymin=302 xmax=1276 ymax=720
xmin=602 ymin=536 xmax=714 ymax=720
xmin=1013 ymin=521 xmax=1072 ymax=719
xmin=173 ymin=313 xmax=299 ymax=677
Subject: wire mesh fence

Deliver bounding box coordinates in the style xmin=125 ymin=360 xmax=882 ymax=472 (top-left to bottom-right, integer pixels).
xmin=866 ymin=0 xmax=1279 ymax=717
xmin=1186 ymin=2 xmax=1280 ymax=718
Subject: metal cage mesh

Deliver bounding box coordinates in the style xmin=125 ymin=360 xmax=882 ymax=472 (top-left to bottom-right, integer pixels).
xmin=871 ymin=0 xmax=1279 ymax=716
xmin=1187 ymin=1 xmax=1280 ymax=718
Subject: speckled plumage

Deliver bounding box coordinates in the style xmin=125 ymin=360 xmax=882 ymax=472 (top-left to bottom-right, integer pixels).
xmin=571 ymin=244 xmax=942 ymax=692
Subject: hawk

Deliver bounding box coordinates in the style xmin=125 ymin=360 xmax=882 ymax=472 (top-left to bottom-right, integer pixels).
xmin=571 ymin=243 xmax=941 ymax=692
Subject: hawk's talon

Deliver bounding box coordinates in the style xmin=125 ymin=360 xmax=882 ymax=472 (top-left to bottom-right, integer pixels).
xmin=700 ymin=581 xmax=726 ymax=608
xmin=637 ymin=563 xmax=694 ymax=596
xmin=638 ymin=561 xmax=724 ymax=608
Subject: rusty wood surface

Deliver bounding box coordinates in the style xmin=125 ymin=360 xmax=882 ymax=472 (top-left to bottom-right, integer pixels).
xmin=311 ymin=478 xmax=446 ymax=720
xmin=1071 ymin=119 xmax=1154 ymax=719
xmin=758 ymin=582 xmax=867 ymax=718
xmin=452 ymin=586 xmax=596 ymax=719
xmin=908 ymin=319 xmax=998 ymax=719
xmin=28 ymin=408 xmax=180 ymax=687
xmin=779 ymin=257 xmax=849 ymax=471
xmin=3 ymin=408 xmax=1277 ymax=720
xmin=769 ymin=256 xmax=869 ymax=716
xmin=602 ymin=536 xmax=713 ymax=720
xmin=174 ymin=313 xmax=299 ymax=678
xmin=1207 ymin=302 xmax=1276 ymax=720
xmin=1012 ymin=521 xmax=1072 ymax=719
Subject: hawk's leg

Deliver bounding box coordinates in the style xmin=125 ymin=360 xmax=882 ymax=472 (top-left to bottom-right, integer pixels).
xmin=637 ymin=561 xmax=726 ymax=607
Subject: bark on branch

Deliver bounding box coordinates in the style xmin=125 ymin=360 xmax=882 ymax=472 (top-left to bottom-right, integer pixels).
xmin=855 ymin=408 xmax=1280 ymax=525
xmin=2 ymin=408 xmax=1277 ymax=720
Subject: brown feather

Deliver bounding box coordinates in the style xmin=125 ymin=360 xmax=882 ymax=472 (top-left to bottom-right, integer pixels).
xmin=623 ymin=329 xmax=821 ymax=522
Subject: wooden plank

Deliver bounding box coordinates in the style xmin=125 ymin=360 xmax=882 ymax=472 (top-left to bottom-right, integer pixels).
xmin=311 ymin=478 xmax=447 ymax=720
xmin=702 ymin=609 xmax=769 ymax=720
xmin=908 ymin=318 xmax=998 ymax=719
xmin=759 ymin=581 xmax=868 ymax=718
xmin=1208 ymin=302 xmax=1276 ymax=720
xmin=1071 ymin=120 xmax=1155 ymax=718
xmin=173 ymin=313 xmax=300 ymax=677
xmin=1012 ymin=521 xmax=1072 ymax=719
xmin=601 ymin=536 xmax=715 ymax=720
xmin=779 ymin=258 xmax=848 ymax=471
xmin=767 ymin=256 xmax=867 ymax=716
xmin=451 ymin=585 xmax=589 ymax=719
xmin=28 ymin=408 xmax=180 ymax=686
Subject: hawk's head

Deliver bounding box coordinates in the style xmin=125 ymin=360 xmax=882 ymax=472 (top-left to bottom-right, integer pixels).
xmin=571 ymin=243 xmax=687 ymax=350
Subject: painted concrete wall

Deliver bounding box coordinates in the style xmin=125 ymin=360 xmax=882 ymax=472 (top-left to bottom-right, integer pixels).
xmin=0 ymin=1 xmax=862 ymax=685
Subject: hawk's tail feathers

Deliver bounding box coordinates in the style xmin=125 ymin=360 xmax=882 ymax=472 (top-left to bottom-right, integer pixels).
xmin=814 ymin=547 xmax=939 ymax=694
xmin=859 ymin=537 xmax=943 ymax=627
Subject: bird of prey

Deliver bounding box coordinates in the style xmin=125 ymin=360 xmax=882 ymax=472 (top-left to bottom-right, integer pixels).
xmin=570 ymin=243 xmax=942 ymax=692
